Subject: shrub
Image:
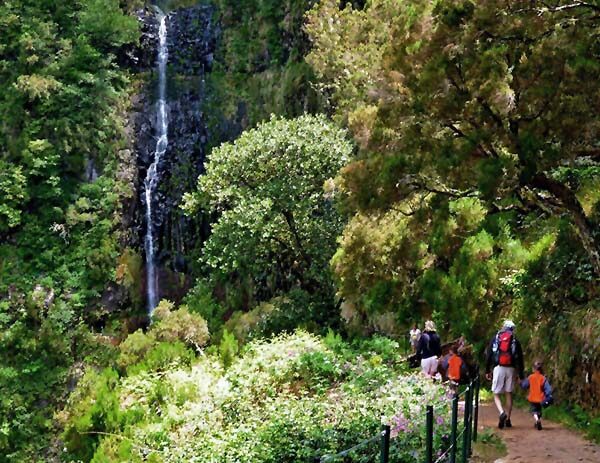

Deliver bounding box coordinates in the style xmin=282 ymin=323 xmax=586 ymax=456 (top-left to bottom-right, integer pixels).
xmin=117 ymin=330 xmax=155 ymax=373
xmin=151 ymin=300 xmax=210 ymax=349
xmin=224 ymin=289 xmax=342 ymax=343
xmin=64 ymin=331 xmax=452 ymax=462
xmin=183 ymin=280 xmax=226 ymax=337
xmin=128 ymin=341 xmax=195 ymax=375
xmin=63 ymin=368 xmax=122 ymax=461
xmin=218 ymin=329 xmax=239 ymax=369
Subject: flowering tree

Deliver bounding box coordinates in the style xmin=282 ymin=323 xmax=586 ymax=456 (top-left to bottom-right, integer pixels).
xmin=184 ymin=115 xmax=353 ymax=309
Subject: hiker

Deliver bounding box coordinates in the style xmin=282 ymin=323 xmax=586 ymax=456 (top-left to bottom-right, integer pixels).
xmin=441 ymin=343 xmax=466 ymax=389
xmin=417 ymin=320 xmax=442 ymax=377
xmin=521 ymin=361 xmax=554 ymax=430
xmin=409 ymin=323 xmax=421 ymax=353
xmin=485 ymin=319 xmax=524 ymax=429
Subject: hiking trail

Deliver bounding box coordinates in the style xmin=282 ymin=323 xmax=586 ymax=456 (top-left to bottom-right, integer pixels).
xmin=478 ymin=403 xmax=600 ymax=463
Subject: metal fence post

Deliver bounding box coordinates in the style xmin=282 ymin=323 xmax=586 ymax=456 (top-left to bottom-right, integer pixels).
xmin=425 ymin=405 xmax=433 ymax=463
xmin=380 ymin=424 xmax=390 ymax=463
xmin=461 ymin=386 xmax=471 ymax=463
xmin=473 ymin=376 xmax=480 ymax=443
xmin=450 ymin=394 xmax=459 ymax=463
xmin=467 ymin=382 xmax=473 ymax=457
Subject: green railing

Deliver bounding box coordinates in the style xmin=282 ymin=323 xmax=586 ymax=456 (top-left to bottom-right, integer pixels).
xmin=426 ymin=377 xmax=480 ymax=463
xmin=314 ymin=378 xmax=480 ymax=463
xmin=315 ymin=425 xmax=390 ymax=463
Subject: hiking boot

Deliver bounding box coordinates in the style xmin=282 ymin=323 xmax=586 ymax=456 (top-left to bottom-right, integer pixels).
xmin=498 ymin=412 xmax=507 ymax=429
xmin=536 ymin=420 xmax=542 ymax=431
xmin=505 ymin=418 xmax=512 ymax=428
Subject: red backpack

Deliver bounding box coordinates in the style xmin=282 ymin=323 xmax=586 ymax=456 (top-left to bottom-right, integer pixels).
xmin=496 ymin=331 xmax=514 ymax=366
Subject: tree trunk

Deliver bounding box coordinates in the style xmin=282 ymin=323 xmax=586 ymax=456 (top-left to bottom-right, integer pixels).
xmin=281 ymin=209 xmax=312 ymax=267
xmin=529 ymin=173 xmax=600 ymax=278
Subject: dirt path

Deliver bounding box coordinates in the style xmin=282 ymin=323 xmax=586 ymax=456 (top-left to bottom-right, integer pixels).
xmin=478 ymin=403 xmax=600 ymax=462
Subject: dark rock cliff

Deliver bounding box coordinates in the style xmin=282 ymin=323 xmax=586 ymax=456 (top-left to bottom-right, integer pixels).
xmin=133 ymin=5 xmax=219 ymax=308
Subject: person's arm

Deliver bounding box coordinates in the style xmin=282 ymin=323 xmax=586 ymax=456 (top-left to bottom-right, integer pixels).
xmin=485 ymin=337 xmax=494 ymax=374
xmin=416 ymin=335 xmax=424 ymax=357
xmin=520 ymin=377 xmax=530 ymax=390
xmin=460 ymin=358 xmax=469 ymax=380
xmin=441 ymin=355 xmax=449 ymax=371
xmin=515 ymin=338 xmax=525 ymax=379
xmin=543 ymin=379 xmax=553 ymax=404
xmin=434 ymin=334 xmax=442 ymax=357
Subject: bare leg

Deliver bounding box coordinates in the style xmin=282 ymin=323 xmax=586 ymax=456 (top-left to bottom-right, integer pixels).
xmin=505 ymin=392 xmax=513 ymax=418
xmin=493 ymin=394 xmax=505 ymax=415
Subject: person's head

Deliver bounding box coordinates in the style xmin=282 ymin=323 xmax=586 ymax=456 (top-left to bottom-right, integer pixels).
xmin=502 ymin=319 xmax=515 ymax=331
xmin=425 ymin=320 xmax=436 ymax=332
xmin=449 ymin=343 xmax=459 ymax=355
xmin=533 ymin=361 xmax=544 ymax=374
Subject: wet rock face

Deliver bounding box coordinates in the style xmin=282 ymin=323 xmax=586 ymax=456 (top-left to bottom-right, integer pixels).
xmin=167 ymin=5 xmax=217 ymax=75
xmin=134 ymin=5 xmax=219 ymax=305
xmin=120 ymin=8 xmax=160 ymax=70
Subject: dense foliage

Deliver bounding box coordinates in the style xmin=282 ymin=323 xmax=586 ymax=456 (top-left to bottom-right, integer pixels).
xmin=183 ymin=115 xmax=353 ymax=332
xmin=2 ymin=0 xmax=600 ymax=461
xmin=204 ymin=0 xmax=323 ymax=140
xmin=306 ymin=0 xmax=599 ymax=407
xmin=62 ymin=330 xmax=452 ymax=462
xmin=0 ymin=1 xmax=140 ymax=460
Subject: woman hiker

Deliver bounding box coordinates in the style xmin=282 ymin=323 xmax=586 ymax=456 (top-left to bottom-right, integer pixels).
xmin=417 ymin=320 xmax=442 ymax=377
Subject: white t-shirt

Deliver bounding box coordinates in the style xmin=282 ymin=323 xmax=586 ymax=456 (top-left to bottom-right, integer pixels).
xmin=410 ymin=328 xmax=421 ymax=348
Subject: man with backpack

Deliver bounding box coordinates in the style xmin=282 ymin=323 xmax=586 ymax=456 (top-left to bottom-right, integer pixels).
xmin=485 ymin=320 xmax=525 ymax=429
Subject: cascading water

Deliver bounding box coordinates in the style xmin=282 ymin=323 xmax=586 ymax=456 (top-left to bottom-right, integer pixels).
xmin=143 ymin=10 xmax=169 ymax=314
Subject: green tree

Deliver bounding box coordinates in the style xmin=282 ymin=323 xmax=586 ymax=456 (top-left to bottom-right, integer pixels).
xmin=307 ymin=0 xmax=600 ymax=409
xmin=307 ymin=0 xmax=600 ymax=322
xmin=184 ymin=114 xmax=353 ymax=311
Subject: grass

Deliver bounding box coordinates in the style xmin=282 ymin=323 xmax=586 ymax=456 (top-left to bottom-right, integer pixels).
xmin=478 ymin=387 xmax=494 ymax=402
xmin=471 ymin=428 xmax=507 ymax=463
xmin=541 ymin=403 xmax=600 ymax=444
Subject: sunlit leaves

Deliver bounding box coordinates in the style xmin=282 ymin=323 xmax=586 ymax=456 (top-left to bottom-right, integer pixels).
xmin=307 ymin=0 xmax=600 ymax=334
xmin=0 ymin=164 xmax=27 ymax=232
xmin=187 ymin=114 xmax=353 ymax=304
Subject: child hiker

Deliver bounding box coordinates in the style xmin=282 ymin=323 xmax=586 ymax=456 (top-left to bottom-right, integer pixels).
xmin=442 ymin=343 xmax=464 ymax=392
xmin=521 ymin=361 xmax=553 ymax=430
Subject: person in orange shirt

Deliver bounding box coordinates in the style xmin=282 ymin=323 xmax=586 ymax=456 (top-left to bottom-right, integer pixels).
xmin=521 ymin=361 xmax=554 ymax=430
xmin=447 ymin=345 xmax=463 ymax=380
xmin=441 ymin=343 xmax=467 ymax=392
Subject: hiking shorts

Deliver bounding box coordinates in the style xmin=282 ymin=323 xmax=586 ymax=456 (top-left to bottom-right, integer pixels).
xmin=530 ymin=402 xmax=543 ymax=417
xmin=491 ymin=365 xmax=517 ymax=394
xmin=421 ymin=356 xmax=438 ymax=377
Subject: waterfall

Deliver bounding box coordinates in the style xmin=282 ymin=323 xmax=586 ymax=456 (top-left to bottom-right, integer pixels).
xmin=144 ymin=10 xmax=169 ymax=315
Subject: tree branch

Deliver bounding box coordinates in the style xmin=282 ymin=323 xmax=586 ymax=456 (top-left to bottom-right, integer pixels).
xmin=444 ymin=123 xmax=497 ymax=158
xmin=281 ymin=209 xmax=312 ymax=268
xmin=539 ymin=1 xmax=600 ymax=14
xmin=528 ymin=172 xmax=600 ymax=277
xmin=397 ymin=175 xmax=479 ymax=199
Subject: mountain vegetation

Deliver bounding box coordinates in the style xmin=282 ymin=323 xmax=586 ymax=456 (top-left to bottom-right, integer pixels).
xmin=0 ymin=0 xmax=599 ymax=462
xmin=0 ymin=1 xmax=140 ymax=459
xmin=182 ymin=115 xmax=352 ymax=335
xmin=62 ymin=331 xmax=451 ymax=462
xmin=306 ymin=0 xmax=600 ymax=410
